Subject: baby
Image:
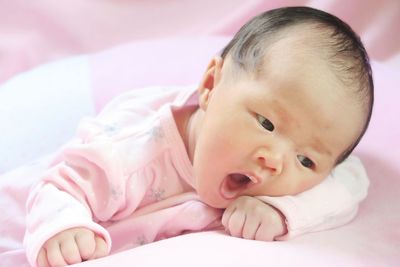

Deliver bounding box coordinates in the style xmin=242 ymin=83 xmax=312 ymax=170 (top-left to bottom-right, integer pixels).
xmin=24 ymin=6 xmax=373 ymax=267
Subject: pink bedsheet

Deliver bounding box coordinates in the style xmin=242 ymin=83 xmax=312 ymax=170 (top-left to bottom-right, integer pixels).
xmin=1 ymin=1 xmax=399 ymax=267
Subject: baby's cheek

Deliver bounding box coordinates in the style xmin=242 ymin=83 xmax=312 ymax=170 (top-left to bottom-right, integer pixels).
xmin=295 ymin=174 xmax=326 ymax=193
xmin=263 ymin=173 xmax=321 ymax=196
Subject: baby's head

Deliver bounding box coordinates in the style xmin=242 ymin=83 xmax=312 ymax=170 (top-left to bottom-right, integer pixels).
xmin=220 ymin=6 xmax=373 ymax=163
xmin=191 ymin=6 xmax=373 ymax=208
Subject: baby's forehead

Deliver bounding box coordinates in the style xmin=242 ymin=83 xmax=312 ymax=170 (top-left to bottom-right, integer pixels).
xmin=264 ymin=25 xmax=331 ymax=62
xmin=259 ymin=37 xmax=337 ymax=84
xmin=257 ymin=29 xmax=356 ymax=94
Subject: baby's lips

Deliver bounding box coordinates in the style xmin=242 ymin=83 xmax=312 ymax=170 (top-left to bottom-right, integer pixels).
xmin=219 ymin=173 xmax=260 ymax=200
xmin=219 ymin=177 xmax=239 ymax=200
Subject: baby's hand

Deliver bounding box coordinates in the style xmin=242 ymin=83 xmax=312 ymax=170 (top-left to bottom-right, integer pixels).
xmin=222 ymin=196 xmax=287 ymax=241
xmin=37 ymin=227 xmax=108 ymax=267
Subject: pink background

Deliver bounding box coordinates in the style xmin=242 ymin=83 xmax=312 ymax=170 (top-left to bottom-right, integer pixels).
xmin=0 ymin=0 xmax=399 ymax=85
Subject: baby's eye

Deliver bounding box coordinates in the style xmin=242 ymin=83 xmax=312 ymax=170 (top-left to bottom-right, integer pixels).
xmin=297 ymin=155 xmax=315 ymax=169
xmin=257 ymin=114 xmax=274 ymax=132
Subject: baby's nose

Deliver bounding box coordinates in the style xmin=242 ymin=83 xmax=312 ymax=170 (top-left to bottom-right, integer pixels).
xmin=253 ymin=147 xmax=283 ymax=176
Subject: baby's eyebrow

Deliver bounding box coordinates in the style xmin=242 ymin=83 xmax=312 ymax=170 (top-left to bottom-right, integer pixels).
xmin=311 ymin=136 xmax=332 ymax=157
xmin=271 ymin=100 xmax=293 ymax=125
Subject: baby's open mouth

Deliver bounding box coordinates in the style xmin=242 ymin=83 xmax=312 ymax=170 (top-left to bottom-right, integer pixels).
xmin=219 ymin=173 xmax=259 ymax=199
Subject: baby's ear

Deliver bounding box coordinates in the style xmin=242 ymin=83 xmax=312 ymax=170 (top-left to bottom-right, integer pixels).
xmin=198 ymin=56 xmax=223 ymax=110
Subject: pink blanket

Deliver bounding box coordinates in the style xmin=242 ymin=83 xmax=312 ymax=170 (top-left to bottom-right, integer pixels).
xmin=1 ymin=1 xmax=399 ymax=266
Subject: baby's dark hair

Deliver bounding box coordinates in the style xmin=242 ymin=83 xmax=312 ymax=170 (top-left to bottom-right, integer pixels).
xmin=221 ymin=6 xmax=374 ymax=165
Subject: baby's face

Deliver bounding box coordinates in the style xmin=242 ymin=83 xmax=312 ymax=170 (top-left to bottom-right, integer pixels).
xmin=192 ymin=42 xmax=364 ymax=208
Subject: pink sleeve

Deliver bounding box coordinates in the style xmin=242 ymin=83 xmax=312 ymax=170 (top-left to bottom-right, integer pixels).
xmin=23 ymin=132 xmax=140 ymax=266
xmin=24 ymin=182 xmax=113 ymax=267
xmin=23 ymin=89 xmax=159 ymax=266
xmin=256 ymin=155 xmax=369 ymax=240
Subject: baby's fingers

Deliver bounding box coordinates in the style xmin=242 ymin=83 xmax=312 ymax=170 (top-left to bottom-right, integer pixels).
xmin=60 ymin=236 xmax=82 ymax=265
xmin=226 ymin=210 xmax=246 ymax=238
xmin=46 ymin=239 xmax=68 ymax=267
xmin=255 ymin=223 xmax=276 ymax=241
xmin=221 ymin=206 xmax=235 ymax=229
xmin=242 ymin=216 xmax=261 ymax=240
xmin=75 ymin=229 xmax=96 ymax=260
xmin=37 ymin=249 xmax=50 ymax=267
xmin=89 ymin=236 xmax=108 ymax=260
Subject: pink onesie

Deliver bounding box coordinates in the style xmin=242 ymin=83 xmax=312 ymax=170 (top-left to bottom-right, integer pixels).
xmin=24 ymin=85 xmax=369 ymax=266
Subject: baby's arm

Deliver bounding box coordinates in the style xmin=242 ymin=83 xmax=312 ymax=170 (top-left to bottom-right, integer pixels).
xmin=24 ymin=174 xmax=114 ymax=267
xmin=24 ymin=89 xmax=161 ymax=266
xmin=223 ymin=155 xmax=369 ymax=240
